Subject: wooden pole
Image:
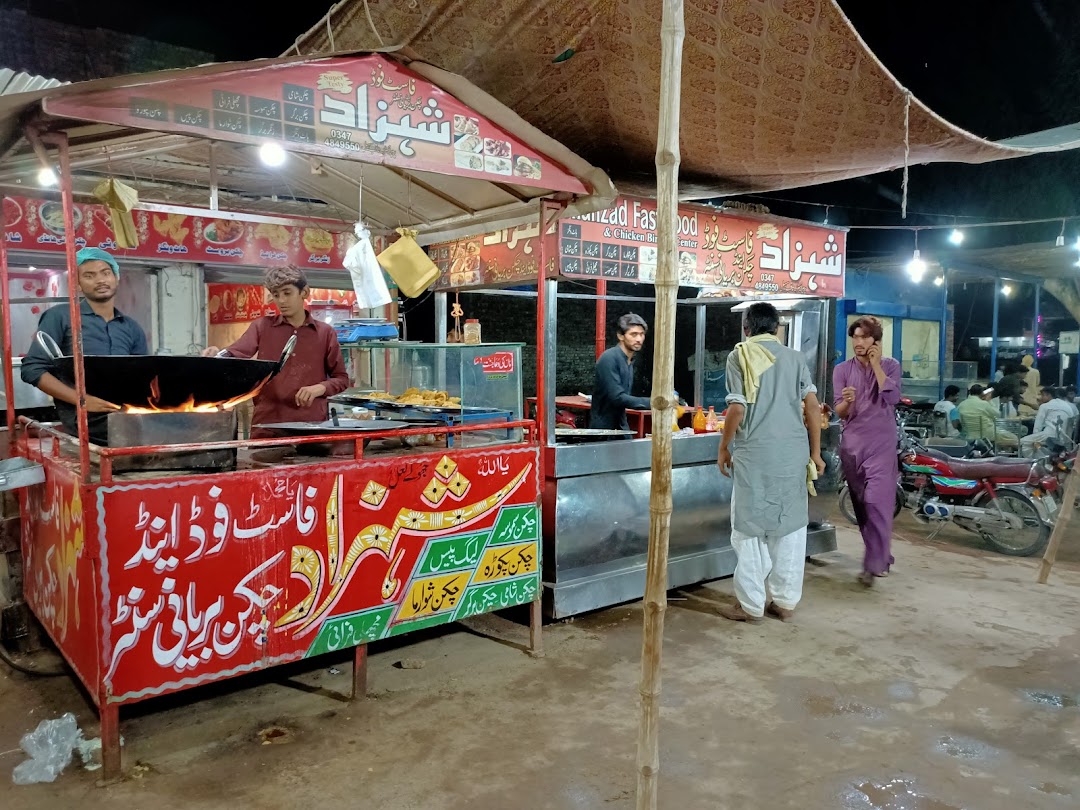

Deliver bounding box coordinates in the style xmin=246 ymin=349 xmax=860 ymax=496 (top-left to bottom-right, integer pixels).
xmin=1038 ymin=469 xmax=1079 ymax=584
xmin=636 ymin=1 xmax=684 ymax=807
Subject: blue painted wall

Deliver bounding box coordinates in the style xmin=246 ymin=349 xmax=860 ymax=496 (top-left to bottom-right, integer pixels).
xmin=835 ymin=266 xmax=948 ymax=364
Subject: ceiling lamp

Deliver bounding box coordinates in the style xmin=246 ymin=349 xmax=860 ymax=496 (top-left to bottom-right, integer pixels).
xmin=259 ymin=143 xmax=288 ymax=167
xmin=933 ymin=275 xmax=944 ymax=287
xmin=906 ymin=231 xmax=925 ymax=282
xmin=37 ymin=166 xmax=58 ymax=186
xmin=948 ymin=229 xmax=964 ymax=245
xmin=1001 ymin=283 xmax=1012 ymax=297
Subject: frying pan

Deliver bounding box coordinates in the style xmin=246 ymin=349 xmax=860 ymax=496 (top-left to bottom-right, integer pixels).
xmin=38 ymin=332 xmax=296 ymax=409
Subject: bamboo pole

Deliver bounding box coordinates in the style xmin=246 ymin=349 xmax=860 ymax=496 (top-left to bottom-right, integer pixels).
xmin=636 ymin=1 xmax=684 ymax=807
xmin=1038 ymin=468 xmax=1079 ymax=584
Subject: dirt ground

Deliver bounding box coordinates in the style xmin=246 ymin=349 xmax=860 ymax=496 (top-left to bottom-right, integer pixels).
xmin=3 ymin=513 xmax=1080 ymax=810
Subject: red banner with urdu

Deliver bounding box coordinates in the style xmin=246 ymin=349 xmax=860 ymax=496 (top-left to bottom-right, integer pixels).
xmin=3 ymin=196 xmax=353 ymax=272
xmin=428 ymin=197 xmax=846 ymax=297
xmin=43 ymin=55 xmax=586 ymax=194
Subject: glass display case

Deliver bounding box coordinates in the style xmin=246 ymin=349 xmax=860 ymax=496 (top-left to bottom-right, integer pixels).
xmin=339 ymin=341 xmax=525 ymax=447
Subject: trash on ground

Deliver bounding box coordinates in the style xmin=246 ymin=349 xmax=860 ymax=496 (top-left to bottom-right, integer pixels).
xmin=12 ymin=713 xmax=82 ymax=785
xmin=327 ymin=667 xmax=341 ymax=675
xmin=76 ymin=737 xmax=102 ymax=772
xmin=394 ymin=658 xmax=426 ymax=670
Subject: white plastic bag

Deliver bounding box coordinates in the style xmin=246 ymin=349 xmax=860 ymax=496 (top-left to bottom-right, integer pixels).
xmin=12 ymin=713 xmax=82 ymax=785
xmin=343 ymin=222 xmax=392 ymax=309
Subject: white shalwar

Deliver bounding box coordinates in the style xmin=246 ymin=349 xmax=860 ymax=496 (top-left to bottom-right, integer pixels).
xmin=731 ymin=522 xmax=808 ymax=617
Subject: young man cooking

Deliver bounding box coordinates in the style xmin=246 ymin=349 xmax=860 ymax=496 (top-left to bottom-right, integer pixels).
xmin=203 ymin=266 xmax=349 ymax=436
xmin=591 ymin=313 xmax=652 ymax=431
xmin=717 ymin=303 xmax=825 ymax=623
xmin=20 ymin=247 xmax=148 ymax=445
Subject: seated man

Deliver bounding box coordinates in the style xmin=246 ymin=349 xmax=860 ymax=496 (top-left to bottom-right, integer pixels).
xmin=958 ymin=384 xmax=1018 ymax=450
xmin=1021 ymin=386 xmax=1076 ymax=457
xmin=933 ymin=385 xmax=963 ymax=438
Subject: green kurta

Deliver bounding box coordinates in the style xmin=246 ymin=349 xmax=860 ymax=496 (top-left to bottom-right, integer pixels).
xmin=725 ymin=336 xmax=815 ymax=538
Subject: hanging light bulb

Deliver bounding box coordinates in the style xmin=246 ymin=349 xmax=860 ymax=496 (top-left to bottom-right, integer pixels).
xmin=907 ymin=249 xmax=926 ymax=282
xmin=1001 ymin=283 xmax=1012 ymax=297
xmin=906 ymin=231 xmax=925 ymax=282
xmin=259 ymin=142 xmax=287 ymax=167
xmin=1056 ymin=219 xmax=1066 ymax=248
xmin=933 ymin=275 xmax=944 ymax=287
xmin=37 ymin=166 xmax=58 ymax=186
xmin=948 ymin=229 xmax=964 ymax=245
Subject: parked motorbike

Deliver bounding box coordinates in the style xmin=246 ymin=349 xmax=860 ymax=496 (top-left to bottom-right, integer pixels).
xmin=838 ymin=409 xmax=1055 ymax=556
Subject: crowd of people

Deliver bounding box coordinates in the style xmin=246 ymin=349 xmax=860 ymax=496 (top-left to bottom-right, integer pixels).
xmin=935 ymin=358 xmax=1078 ymax=456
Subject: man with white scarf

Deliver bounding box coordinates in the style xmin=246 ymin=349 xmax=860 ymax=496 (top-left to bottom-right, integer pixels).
xmin=717 ymin=303 xmax=825 ymax=623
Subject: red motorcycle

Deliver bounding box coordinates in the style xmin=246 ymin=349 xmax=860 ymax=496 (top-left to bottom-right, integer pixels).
xmin=839 ymin=413 xmax=1057 ymax=557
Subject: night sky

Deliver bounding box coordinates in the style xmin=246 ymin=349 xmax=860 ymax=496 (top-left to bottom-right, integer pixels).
xmin=8 ymin=0 xmax=1080 ymax=338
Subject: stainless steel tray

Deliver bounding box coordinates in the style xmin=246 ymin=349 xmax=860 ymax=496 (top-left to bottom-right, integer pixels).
xmin=0 ymin=457 xmax=45 ymax=491
xmin=554 ymin=428 xmax=634 ymax=443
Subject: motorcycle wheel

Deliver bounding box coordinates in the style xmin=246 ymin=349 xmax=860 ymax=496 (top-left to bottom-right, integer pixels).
xmin=837 ymin=484 xmax=903 ymax=526
xmin=976 ymin=489 xmax=1049 ymax=557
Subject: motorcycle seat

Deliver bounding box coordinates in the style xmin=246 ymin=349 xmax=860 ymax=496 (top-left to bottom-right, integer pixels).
xmin=938 ymin=455 xmax=1033 ymax=482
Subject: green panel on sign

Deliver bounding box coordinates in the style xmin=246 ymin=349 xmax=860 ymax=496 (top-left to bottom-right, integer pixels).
xmin=306 ymin=606 xmax=396 ymax=657
xmin=453 ymin=574 xmax=541 ymax=622
xmin=489 ymin=504 xmax=540 ymax=546
xmin=414 ymin=531 xmax=490 ymax=576
xmin=389 ymin=612 xmax=454 ymax=637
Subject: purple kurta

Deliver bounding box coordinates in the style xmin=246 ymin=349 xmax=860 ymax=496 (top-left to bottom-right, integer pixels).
xmin=833 ymin=357 xmax=902 ymax=575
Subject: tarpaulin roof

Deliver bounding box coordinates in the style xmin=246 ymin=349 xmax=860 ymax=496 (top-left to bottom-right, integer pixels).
xmin=288 ymin=0 xmax=1080 ymax=198
xmin=0 ymin=52 xmax=615 ymax=242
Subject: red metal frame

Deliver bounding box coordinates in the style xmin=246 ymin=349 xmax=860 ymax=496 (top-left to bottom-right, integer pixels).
xmin=1 ymin=200 xmax=14 ymax=436
xmin=595 ymin=279 xmax=607 ymax=360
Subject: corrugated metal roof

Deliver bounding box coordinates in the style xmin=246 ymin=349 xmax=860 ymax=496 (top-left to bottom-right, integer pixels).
xmin=0 ymin=68 xmax=66 ymax=96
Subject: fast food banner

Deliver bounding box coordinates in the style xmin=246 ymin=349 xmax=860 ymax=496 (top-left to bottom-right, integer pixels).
xmin=44 ymin=55 xmax=585 ymax=194
xmin=3 ymin=195 xmax=352 ymax=271
xmin=92 ymin=446 xmax=540 ymax=703
xmin=429 ymin=197 xmax=846 ymax=297
xmin=207 ymin=284 xmax=276 ymax=324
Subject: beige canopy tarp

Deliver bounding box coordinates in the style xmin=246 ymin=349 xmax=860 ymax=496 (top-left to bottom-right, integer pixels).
xmin=288 ymin=0 xmax=1080 ymax=198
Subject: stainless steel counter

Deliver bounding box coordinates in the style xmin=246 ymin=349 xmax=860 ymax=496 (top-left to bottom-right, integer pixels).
xmin=543 ymin=430 xmax=841 ymax=618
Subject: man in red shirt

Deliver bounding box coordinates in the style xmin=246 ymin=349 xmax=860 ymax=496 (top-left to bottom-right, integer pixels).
xmin=204 ymin=266 xmax=350 ymax=433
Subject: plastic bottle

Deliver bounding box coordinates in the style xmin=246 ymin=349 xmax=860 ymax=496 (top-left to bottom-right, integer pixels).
xmin=705 ymin=406 xmax=719 ymax=432
xmin=692 ymin=406 xmax=707 ymax=433
xmin=463 ymin=319 xmax=482 ymax=345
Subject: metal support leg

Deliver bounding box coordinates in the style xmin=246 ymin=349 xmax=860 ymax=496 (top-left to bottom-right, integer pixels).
xmin=351 ymin=644 xmax=368 ymax=700
xmin=528 ymin=596 xmax=544 ymax=658
xmin=100 ymin=703 xmax=122 ymax=782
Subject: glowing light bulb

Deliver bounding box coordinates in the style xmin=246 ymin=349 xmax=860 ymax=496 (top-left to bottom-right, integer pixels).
xmin=259 ymin=143 xmax=287 ymax=167
xmin=933 ymin=276 xmax=944 ymax=287
xmin=37 ymin=166 xmax=58 ymax=186
xmin=1001 ymin=283 xmax=1012 ymax=297
xmin=906 ymin=249 xmax=926 ymax=282
xmin=948 ymin=229 xmax=964 ymax=245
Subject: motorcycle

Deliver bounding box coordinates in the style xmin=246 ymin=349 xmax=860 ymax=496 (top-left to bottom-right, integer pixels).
xmin=838 ymin=409 xmax=1056 ymax=557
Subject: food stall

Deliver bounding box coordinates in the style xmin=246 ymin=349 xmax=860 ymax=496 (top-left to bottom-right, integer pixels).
xmin=427 ymin=197 xmax=847 ymax=617
xmin=0 ymin=52 xmax=614 ymax=778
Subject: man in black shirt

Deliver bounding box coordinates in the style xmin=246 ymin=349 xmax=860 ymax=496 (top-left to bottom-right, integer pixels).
xmin=21 ymin=247 xmax=148 ymax=444
xmin=591 ymin=313 xmax=651 ymax=430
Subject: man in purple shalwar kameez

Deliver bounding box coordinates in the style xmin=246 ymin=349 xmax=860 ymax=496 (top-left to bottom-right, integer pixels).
xmin=833 ymin=317 xmax=902 ymax=586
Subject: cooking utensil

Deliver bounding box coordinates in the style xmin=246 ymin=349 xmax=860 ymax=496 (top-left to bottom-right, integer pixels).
xmin=44 ymin=333 xmax=297 ymax=409
xmin=330 ymin=407 xmax=340 ymax=427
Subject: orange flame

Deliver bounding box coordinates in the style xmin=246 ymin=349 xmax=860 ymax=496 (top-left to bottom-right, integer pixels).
xmin=121 ymin=375 xmax=272 ymax=414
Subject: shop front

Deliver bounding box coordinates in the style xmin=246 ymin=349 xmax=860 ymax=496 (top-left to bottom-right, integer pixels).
xmin=426 ymin=197 xmax=848 ymax=617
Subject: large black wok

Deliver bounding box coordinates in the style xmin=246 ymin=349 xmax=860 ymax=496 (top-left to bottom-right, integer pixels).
xmin=39 ymin=332 xmax=296 ymax=409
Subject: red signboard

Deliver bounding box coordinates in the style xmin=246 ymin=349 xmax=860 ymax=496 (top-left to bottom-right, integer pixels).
xmin=207 ymin=284 xmax=276 ymax=324
xmin=475 ymin=351 xmax=516 ymax=374
xmin=429 ymin=223 xmax=541 ymax=290
xmin=90 ymin=447 xmax=539 ymax=703
xmin=429 ymin=197 xmax=846 ymax=297
xmin=44 ymin=55 xmax=586 ymax=195
xmin=3 ymin=196 xmax=353 ymax=273
xmin=21 ymin=465 xmax=101 ymax=694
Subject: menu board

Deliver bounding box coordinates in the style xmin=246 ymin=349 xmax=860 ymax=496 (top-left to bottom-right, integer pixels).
xmin=207 ymin=284 xmax=276 ymax=325
xmin=429 ymin=221 xmax=541 ymax=290
xmin=44 ymin=55 xmax=585 ymax=194
xmin=2 ymin=196 xmax=353 ymax=272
